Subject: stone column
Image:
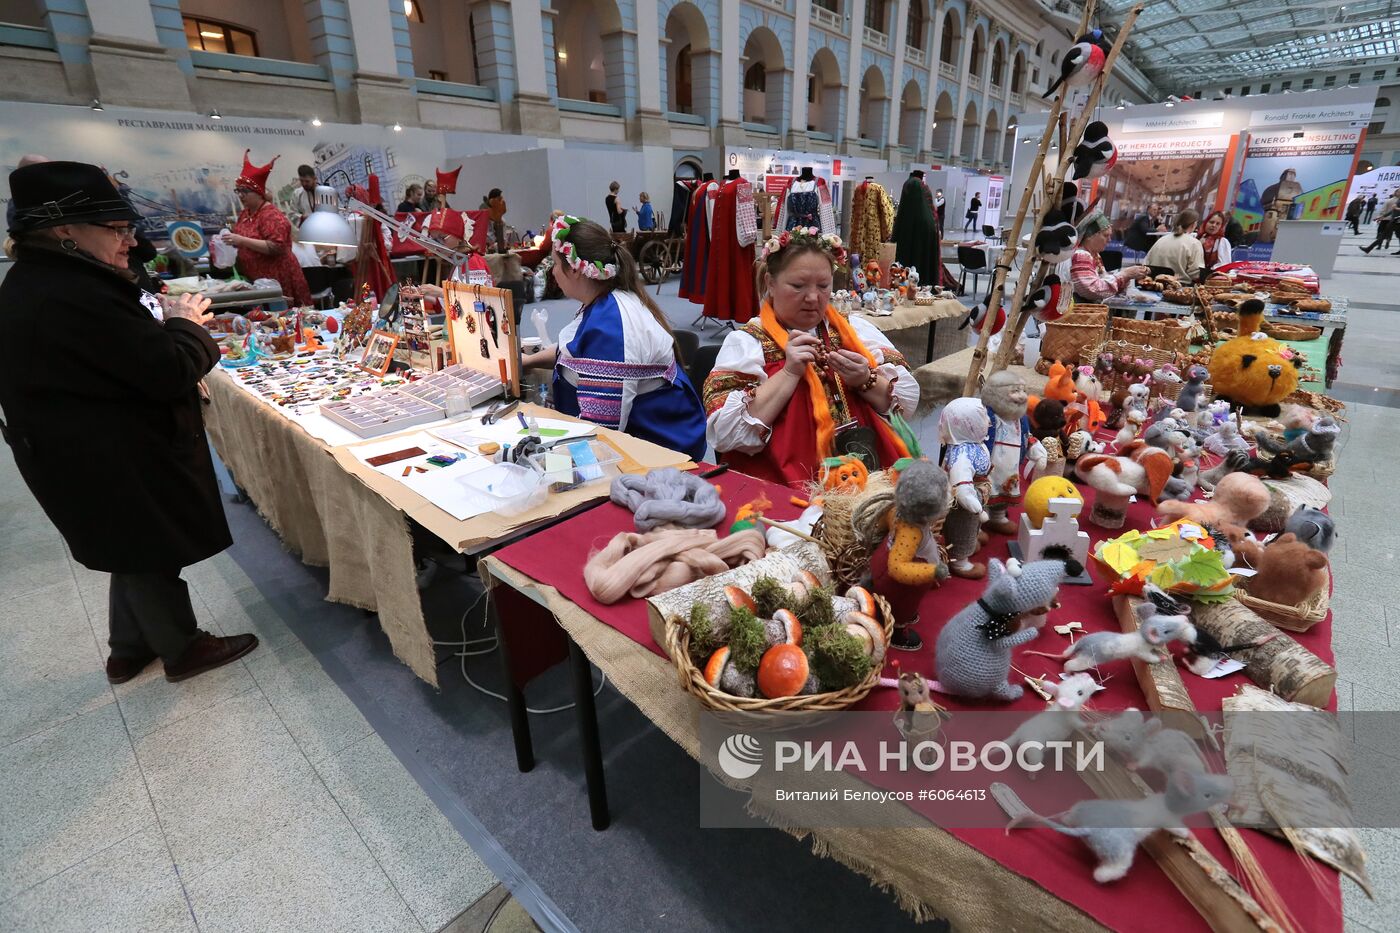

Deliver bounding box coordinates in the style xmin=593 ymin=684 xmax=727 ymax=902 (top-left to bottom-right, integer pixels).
xmin=507 ymin=0 xmax=560 ymax=136
xmin=89 ymin=0 xmax=191 ymax=109
xmin=787 ymin=0 xmax=811 ymax=149
xmin=343 ymin=0 xmax=416 ymax=126
xmin=920 ymin=0 xmax=945 ymax=160
xmin=718 ymin=0 xmax=741 ymax=126
xmin=953 ymin=7 xmax=977 ymax=164
xmin=843 ymin=0 xmax=867 ymax=146
xmin=472 ymin=0 xmax=518 ymax=102
xmin=885 ymin=0 xmax=910 ymax=156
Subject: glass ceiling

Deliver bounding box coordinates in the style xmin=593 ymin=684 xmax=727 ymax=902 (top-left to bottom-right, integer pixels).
xmin=1090 ymin=0 xmax=1400 ymax=92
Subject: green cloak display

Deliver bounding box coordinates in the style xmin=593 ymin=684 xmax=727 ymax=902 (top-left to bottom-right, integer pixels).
xmin=891 ymin=173 xmax=943 ymax=287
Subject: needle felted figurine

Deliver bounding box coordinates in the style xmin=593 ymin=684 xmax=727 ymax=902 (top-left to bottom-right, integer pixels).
xmin=859 ymin=460 xmax=952 ymax=651
xmin=728 ymin=494 xmax=772 ymax=534
xmin=932 ymin=558 xmax=1067 ymax=702
xmin=1208 ymin=299 xmax=1302 ymax=416
xmin=1074 ymin=441 xmax=1175 ymax=529
xmin=982 ymin=371 xmax=1048 ymax=535
xmin=939 ymin=398 xmax=993 ymax=580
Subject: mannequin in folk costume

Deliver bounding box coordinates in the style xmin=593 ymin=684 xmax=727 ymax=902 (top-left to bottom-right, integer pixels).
xmin=776 ymin=167 xmax=837 ymax=234
xmin=668 ymin=178 xmax=697 ymax=237
xmin=703 ymin=229 xmax=919 ymax=487
xmin=981 ymin=370 xmax=1047 ymax=535
xmin=939 ymin=397 xmax=992 ymax=580
xmin=523 ymin=215 xmax=707 ymax=459
xmin=228 ymin=150 xmax=312 ymax=305
xmin=703 ymin=171 xmax=760 ymax=323
xmin=891 ymin=170 xmax=944 ymax=291
xmin=849 ymin=178 xmax=895 ymax=265
xmin=678 ymin=173 xmax=718 ymax=303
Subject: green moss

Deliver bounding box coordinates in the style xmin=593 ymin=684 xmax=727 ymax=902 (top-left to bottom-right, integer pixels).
xmin=751 ymin=576 xmax=795 ymax=619
xmin=795 ymin=586 xmax=838 ymax=630
xmin=727 ymin=606 xmax=767 ymax=673
xmin=807 ymin=625 xmax=874 ymax=691
xmin=687 ymin=603 xmax=720 ymax=665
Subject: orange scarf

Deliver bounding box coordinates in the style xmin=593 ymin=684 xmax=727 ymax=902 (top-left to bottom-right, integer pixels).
xmin=758 ymin=301 xmax=907 ymax=460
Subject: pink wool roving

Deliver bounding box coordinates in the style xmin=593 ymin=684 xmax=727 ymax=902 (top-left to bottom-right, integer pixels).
xmin=583 ymin=528 xmax=768 ymax=604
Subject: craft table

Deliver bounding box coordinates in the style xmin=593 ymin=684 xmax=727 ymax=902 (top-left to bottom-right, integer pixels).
xmin=854 ymin=297 xmax=966 ymax=364
xmin=480 ymin=466 xmax=1343 ymax=931
xmin=204 ymin=366 xmax=692 ymax=685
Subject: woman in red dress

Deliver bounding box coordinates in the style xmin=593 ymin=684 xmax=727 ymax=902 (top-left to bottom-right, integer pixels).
xmin=223 ymin=150 xmax=312 ymax=306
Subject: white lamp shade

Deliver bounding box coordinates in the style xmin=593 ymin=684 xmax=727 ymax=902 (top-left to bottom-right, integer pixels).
xmin=298 ymin=185 xmax=358 ymax=247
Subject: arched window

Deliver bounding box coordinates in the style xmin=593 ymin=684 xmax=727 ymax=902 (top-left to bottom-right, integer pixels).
xmin=183 ymin=16 xmax=259 ymax=56
xmin=741 ymin=28 xmax=786 ymax=128
xmin=554 ymin=0 xmax=620 ymax=106
xmin=940 ymin=11 xmax=960 ymax=65
xmin=906 ymin=1 xmax=925 ymax=50
xmin=675 ymin=44 xmax=693 ymax=112
xmin=991 ymin=42 xmax=1005 ymax=87
xmin=744 ymin=61 xmax=766 ymax=92
xmin=665 ymin=3 xmax=713 ymax=121
xmin=1378 ymin=97 xmax=1391 ymax=107
xmin=970 ymin=30 xmax=985 ymax=76
xmin=1011 ymin=52 xmax=1026 ymax=93
xmin=808 ymin=47 xmax=843 ymax=136
xmin=865 ymin=0 xmax=888 ymax=33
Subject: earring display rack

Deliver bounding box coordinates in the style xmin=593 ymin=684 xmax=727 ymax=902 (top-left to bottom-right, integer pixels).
xmin=443 ymin=281 xmax=520 ymax=399
xmin=319 ymin=364 xmax=503 ymax=438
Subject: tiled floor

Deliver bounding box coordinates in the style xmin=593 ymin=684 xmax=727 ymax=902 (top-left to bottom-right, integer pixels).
xmin=0 ymin=447 xmax=502 ymax=932
xmin=2 ymin=238 xmax=1399 ymax=932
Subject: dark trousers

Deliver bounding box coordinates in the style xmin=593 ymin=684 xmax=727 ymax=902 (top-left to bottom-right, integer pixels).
xmin=1365 ymin=208 xmax=1375 ymax=224
xmin=964 ymin=212 xmax=978 ymax=231
xmin=1349 ymin=217 xmax=1360 ymax=234
xmin=108 ymin=571 xmax=201 ymax=662
xmin=1364 ymin=220 xmax=1394 ymax=250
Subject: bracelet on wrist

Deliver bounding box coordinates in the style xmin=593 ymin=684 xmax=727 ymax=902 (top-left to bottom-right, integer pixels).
xmin=858 ymin=367 xmax=878 ymax=392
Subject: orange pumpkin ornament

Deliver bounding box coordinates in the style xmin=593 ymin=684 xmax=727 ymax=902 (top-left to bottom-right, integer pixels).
xmin=821 ymin=455 xmax=869 ymax=495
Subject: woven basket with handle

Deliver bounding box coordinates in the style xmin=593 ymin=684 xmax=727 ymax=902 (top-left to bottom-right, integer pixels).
xmin=1040 ymin=305 xmax=1109 ymax=365
xmin=1235 ymin=569 xmax=1330 ymax=633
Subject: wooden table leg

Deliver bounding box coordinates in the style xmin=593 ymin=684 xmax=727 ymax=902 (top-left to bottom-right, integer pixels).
xmin=488 ymin=591 xmax=535 ymax=773
xmin=568 ymin=634 xmax=611 ymax=830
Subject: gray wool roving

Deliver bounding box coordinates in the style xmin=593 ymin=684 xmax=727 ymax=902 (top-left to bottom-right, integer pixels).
xmin=933 ymin=558 xmax=1067 ymax=702
xmin=609 ymin=468 xmax=728 ymax=532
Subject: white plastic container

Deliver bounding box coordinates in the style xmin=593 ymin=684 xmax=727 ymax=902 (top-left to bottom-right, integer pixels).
xmin=458 ymin=462 xmax=547 ymax=516
xmin=527 ymin=439 xmax=623 ymax=492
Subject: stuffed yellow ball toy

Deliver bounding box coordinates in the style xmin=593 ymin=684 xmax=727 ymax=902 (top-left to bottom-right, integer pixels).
xmin=1022 ymin=476 xmax=1082 ymax=529
xmin=1208 ymin=299 xmax=1301 ymax=416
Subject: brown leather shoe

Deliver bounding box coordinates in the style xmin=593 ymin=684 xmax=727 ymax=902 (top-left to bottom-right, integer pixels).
xmin=106 ymin=653 xmax=157 ymax=684
xmin=164 ymin=632 xmax=259 ymax=682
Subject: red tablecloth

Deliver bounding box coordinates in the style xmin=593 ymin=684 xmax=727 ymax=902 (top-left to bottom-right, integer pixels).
xmin=493 ymin=464 xmax=1342 ymax=932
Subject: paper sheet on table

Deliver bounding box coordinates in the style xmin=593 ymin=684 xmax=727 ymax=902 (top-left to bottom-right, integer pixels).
xmin=429 ymin=416 xmax=596 ymax=451
xmin=398 ymin=457 xmax=496 ymax=521
xmin=348 ymin=431 xmax=470 ymax=476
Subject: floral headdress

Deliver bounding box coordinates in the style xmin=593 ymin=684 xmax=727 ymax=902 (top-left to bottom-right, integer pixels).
xmin=760 ymin=226 xmax=848 ymax=265
xmin=549 ymin=214 xmax=617 ymax=281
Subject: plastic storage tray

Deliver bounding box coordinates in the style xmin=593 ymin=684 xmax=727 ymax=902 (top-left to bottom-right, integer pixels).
xmin=457 ymin=462 xmax=547 ymax=516
xmin=527 ymin=439 xmax=622 ymax=492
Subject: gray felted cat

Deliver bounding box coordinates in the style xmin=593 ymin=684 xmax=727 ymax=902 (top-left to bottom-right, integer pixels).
xmin=932 ymin=558 xmax=1067 ymax=702
xmin=1284 ymin=504 xmax=1336 ymax=554
xmin=1253 ymin=416 xmax=1341 ymax=464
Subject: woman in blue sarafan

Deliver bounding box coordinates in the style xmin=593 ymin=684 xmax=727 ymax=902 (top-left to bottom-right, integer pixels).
xmin=523 ymin=215 xmax=707 ymax=460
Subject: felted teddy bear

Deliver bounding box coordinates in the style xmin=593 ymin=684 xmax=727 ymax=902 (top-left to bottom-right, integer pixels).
xmin=1231 ymin=532 xmax=1329 ymax=606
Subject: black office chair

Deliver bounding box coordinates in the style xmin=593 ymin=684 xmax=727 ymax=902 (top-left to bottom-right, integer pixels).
xmin=982 ymin=224 xmax=1001 ymax=245
xmin=687 ymin=343 xmax=723 ymax=394
xmin=1100 ymin=249 xmax=1123 ymax=272
xmin=673 ymin=329 xmax=700 ymax=370
xmin=956 ymin=245 xmax=990 ymax=296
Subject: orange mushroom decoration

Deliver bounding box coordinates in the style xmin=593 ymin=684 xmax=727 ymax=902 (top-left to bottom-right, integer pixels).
xmin=757 ymin=643 xmax=811 ymax=698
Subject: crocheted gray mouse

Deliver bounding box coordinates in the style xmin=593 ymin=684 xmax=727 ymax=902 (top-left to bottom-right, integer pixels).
xmin=932 ymin=558 xmax=1067 ymax=701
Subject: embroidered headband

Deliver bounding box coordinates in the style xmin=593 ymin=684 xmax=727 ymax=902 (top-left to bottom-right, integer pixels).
xmin=549 ymin=214 xmax=618 ymax=281
xmin=760 ymin=226 xmax=848 ymax=266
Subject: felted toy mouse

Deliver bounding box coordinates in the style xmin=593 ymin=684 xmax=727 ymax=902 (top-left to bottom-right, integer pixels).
xmin=859 ymin=460 xmax=952 ymax=651
xmin=1157 ymin=472 xmax=1270 ymax=529
xmin=1209 ymin=300 xmax=1302 ymax=416
xmin=1028 ymin=601 xmax=1196 ymax=672
xmin=1000 ymin=767 xmax=1233 ymax=883
xmin=932 ymin=558 xmax=1067 ymax=702
xmin=1091 ymin=709 xmax=1209 ymax=775
xmin=982 ymin=371 xmax=1048 ymax=535
xmin=1233 ymin=532 xmax=1329 ymax=606
xmin=1176 ymin=364 xmax=1210 ymax=414
xmin=939 ymin=398 xmax=993 ymax=580
xmin=1005 ymin=672 xmax=1103 ymax=775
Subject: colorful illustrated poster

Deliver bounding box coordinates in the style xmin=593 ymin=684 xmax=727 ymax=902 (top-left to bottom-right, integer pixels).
xmin=1093 ymin=134 xmax=1231 ymax=252
xmin=1232 ymin=127 xmax=1362 ymax=257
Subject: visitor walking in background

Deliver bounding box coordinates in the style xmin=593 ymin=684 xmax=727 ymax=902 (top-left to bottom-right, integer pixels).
xmin=1346 ymin=195 xmax=1364 ymax=235
xmin=934 ymin=189 xmax=946 ymax=228
xmin=1365 ymin=193 xmax=1378 ymax=224
xmin=964 ymin=192 xmax=981 ymax=232
xmin=605 ymin=181 xmax=627 ymax=233
xmin=636 ymin=192 xmax=655 ymax=231
xmin=1360 ymin=191 xmax=1398 ymax=254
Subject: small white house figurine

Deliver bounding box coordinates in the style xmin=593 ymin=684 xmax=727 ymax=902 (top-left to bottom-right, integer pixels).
xmin=1015 ymin=497 xmax=1091 ymax=584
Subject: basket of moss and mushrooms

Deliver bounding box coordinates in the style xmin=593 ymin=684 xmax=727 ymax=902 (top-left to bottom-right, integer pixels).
xmin=647 ymin=544 xmax=894 ymax=712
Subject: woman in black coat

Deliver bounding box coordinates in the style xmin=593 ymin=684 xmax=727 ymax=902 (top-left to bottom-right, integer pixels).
xmin=0 ymin=161 xmax=257 ymax=684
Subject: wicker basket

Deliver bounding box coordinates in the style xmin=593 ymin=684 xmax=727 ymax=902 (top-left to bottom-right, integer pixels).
xmin=662 ymin=591 xmax=897 ymax=713
xmin=1091 ymin=340 xmax=1185 ymax=400
xmin=1040 ymin=305 xmax=1109 ymax=365
xmin=1108 ymin=317 xmax=1192 ymax=356
xmin=1235 ymin=569 xmax=1330 ymax=633
xmin=1263 ymin=321 xmax=1323 ymax=341
xmin=1281 ymin=389 xmax=1346 ymax=417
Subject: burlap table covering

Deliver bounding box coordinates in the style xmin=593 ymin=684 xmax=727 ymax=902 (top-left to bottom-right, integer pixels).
xmin=204 ymin=369 xmax=437 ymax=685
xmin=855 ymin=297 xmax=966 ymax=366
xmin=480 ymin=557 xmax=1106 ymax=931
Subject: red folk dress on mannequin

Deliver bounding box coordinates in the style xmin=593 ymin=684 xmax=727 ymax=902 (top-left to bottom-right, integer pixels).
xmin=702 ymin=176 xmax=760 ymax=324
xmin=678 ymin=179 xmax=718 ymax=303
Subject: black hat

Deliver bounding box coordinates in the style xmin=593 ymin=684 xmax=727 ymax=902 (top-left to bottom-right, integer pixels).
xmin=8 ymin=160 xmax=139 ymax=235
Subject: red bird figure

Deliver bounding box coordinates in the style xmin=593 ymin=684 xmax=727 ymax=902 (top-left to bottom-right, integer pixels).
xmin=1043 ymin=29 xmax=1110 ymax=99
xmin=1023 ymin=273 xmax=1065 ymax=323
xmin=959 ymin=292 xmax=1006 ymax=335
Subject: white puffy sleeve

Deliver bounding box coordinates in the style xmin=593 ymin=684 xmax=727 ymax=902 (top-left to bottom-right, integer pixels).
xmin=703 ymin=329 xmax=769 ymax=455
xmin=849 ymin=315 xmax=920 ymax=416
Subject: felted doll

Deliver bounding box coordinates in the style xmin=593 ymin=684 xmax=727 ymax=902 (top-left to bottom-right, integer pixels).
xmin=857 ymin=460 xmax=952 ymax=651
xmin=981 ymin=371 xmax=1048 ymax=535
xmin=932 ymin=558 xmax=1068 ymax=702
xmin=938 ymin=397 xmax=993 ymax=580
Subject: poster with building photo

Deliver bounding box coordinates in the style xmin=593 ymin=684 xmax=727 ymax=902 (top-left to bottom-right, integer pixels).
xmin=1093 ymin=134 xmax=1232 ymax=251
xmin=1232 ymin=127 xmax=1363 ymax=255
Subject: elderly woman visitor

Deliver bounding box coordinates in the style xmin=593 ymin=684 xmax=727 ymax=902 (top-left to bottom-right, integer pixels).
xmin=0 ymin=161 xmax=258 ymax=684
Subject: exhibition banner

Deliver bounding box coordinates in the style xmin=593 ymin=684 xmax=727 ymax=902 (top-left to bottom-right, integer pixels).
xmin=1249 ymin=102 xmax=1374 ymax=128
xmin=1231 ymin=127 xmax=1363 ymax=257
xmin=0 ymin=101 xmax=447 ymax=241
xmin=1094 ymin=134 xmax=1232 ymax=252
xmin=1119 ymin=111 xmax=1225 ymax=133
xmin=1347 ymin=165 xmax=1400 ymax=200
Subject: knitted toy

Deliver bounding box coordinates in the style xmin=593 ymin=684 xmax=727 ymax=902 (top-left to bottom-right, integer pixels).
xmin=1208 ymin=299 xmax=1301 ymax=416
xmin=610 ymin=468 xmax=727 ymax=532
xmin=982 ymin=371 xmax=1048 ymax=535
xmin=859 ymin=460 xmax=952 ymax=651
xmin=932 ymin=558 xmax=1067 ymax=702
xmin=1157 ymin=472 xmax=1270 ymax=529
xmin=939 ymin=398 xmax=993 ymax=579
xmin=1232 ymin=533 xmax=1329 ymax=606
xmin=1074 ymin=441 xmax=1175 ymax=529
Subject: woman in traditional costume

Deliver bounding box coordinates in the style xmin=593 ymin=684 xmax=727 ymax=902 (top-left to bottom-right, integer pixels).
xmin=524 ymin=215 xmax=706 ymax=459
xmin=704 ymin=228 xmax=919 ymax=487
xmin=224 ymin=150 xmax=312 ymax=306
